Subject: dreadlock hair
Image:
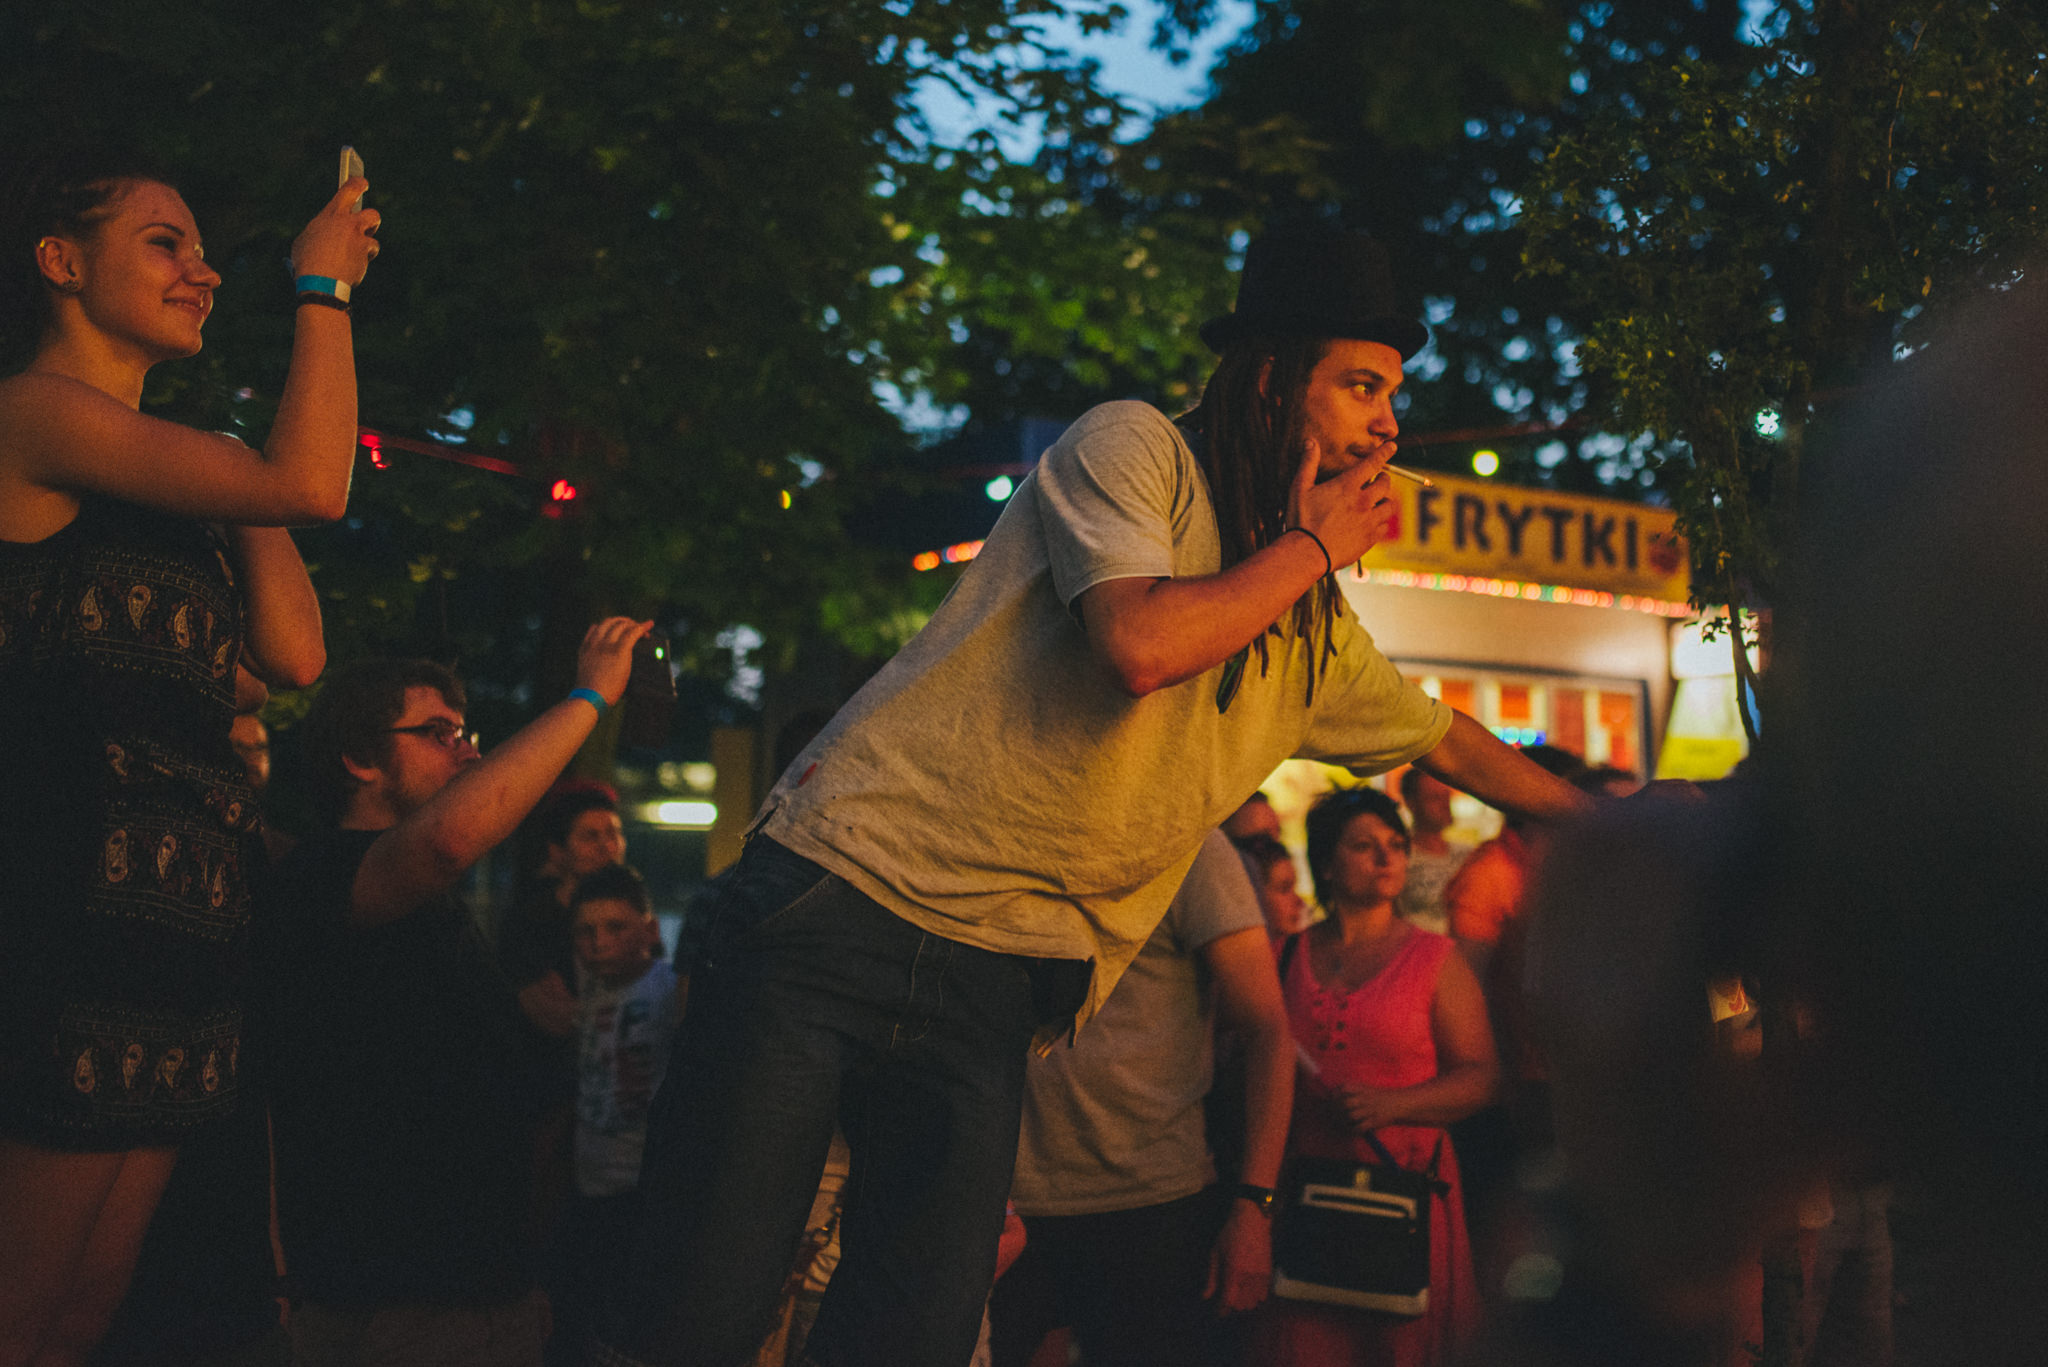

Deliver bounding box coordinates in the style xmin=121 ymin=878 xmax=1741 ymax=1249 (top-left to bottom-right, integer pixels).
xmin=1177 ymin=332 xmax=1344 ymax=705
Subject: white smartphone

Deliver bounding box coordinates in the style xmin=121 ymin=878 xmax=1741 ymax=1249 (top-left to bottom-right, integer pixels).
xmin=338 ymin=146 xmax=365 ymax=209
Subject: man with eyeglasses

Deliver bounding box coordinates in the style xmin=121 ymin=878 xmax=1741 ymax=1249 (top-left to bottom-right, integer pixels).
xmin=261 ymin=617 xmax=647 ymax=1367
xmin=599 ymin=226 xmax=1594 ymax=1367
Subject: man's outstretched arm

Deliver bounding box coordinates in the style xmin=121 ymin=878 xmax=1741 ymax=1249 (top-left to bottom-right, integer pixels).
xmin=1415 ymin=710 xmax=1593 ymax=827
xmin=349 ymin=617 xmax=650 ymax=927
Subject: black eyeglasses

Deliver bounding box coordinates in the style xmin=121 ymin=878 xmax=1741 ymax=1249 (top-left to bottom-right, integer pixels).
xmin=386 ymin=719 xmax=477 ymax=749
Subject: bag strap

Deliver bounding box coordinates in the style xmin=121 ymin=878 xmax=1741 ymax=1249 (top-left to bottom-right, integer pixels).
xmin=1362 ymin=1128 xmax=1452 ymax=1199
xmin=1361 ymin=1128 xmax=1401 ymax=1169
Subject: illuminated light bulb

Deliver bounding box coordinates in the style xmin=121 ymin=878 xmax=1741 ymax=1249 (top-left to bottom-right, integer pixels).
xmin=636 ymin=800 xmax=717 ymax=829
xmin=984 ymin=475 xmax=1015 ymax=502
xmin=1472 ymin=449 xmax=1501 ymax=477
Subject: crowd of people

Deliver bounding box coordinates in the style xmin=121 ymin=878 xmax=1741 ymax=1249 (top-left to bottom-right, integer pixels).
xmin=0 ymin=143 xmax=1913 ymax=1367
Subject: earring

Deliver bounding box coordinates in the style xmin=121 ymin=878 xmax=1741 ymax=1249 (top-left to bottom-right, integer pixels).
xmin=37 ymin=238 xmax=80 ymax=293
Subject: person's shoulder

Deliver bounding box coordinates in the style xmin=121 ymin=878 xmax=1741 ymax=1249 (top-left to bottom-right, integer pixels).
xmin=1408 ymin=925 xmax=1456 ymax=956
xmin=1461 ymin=835 xmax=1516 ymax=869
xmin=1071 ymin=399 xmax=1178 ymax=430
xmin=1443 ymin=840 xmax=1510 ymax=901
xmin=1052 ymin=401 xmax=1189 ymax=456
xmin=0 ymin=370 xmax=122 ymax=437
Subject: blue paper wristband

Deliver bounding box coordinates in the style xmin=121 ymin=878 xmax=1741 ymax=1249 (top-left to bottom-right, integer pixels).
xmin=293 ymin=274 xmax=352 ymax=304
xmin=568 ymin=686 xmax=609 ymax=717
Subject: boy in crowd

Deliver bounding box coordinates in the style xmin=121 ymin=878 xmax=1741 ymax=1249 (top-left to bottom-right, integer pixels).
xmin=549 ymin=864 xmax=679 ymax=1365
xmin=500 ymin=786 xmax=630 ymax=1249
xmin=504 ymin=788 xmax=629 ymax=1041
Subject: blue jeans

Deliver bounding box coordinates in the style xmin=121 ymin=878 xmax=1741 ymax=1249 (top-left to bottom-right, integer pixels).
xmin=592 ymin=837 xmax=1081 ymax=1367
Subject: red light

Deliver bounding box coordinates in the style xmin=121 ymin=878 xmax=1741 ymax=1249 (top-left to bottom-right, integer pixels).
xmin=361 ymin=432 xmax=389 ymax=469
xmin=550 ymin=479 xmax=578 ymax=502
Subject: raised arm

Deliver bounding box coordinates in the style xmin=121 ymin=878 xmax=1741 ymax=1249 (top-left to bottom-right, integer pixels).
xmin=1415 ymin=710 xmax=1593 ymax=827
xmin=1203 ymin=924 xmax=1295 ymax=1313
xmin=1078 ymin=438 xmax=1397 ymax=697
xmin=227 ymin=523 xmax=324 ymax=690
xmin=0 ymin=179 xmax=379 ymax=526
xmin=348 ymin=617 xmax=651 ymax=928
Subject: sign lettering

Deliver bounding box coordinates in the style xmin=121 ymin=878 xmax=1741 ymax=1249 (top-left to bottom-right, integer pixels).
xmin=1369 ymin=471 xmax=1688 ymax=603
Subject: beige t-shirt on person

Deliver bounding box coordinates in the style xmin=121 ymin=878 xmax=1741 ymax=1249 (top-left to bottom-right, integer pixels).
xmin=759 ymin=401 xmax=1449 ymax=1029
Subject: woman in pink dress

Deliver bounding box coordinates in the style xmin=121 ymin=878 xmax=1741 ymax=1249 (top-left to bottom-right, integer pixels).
xmin=1254 ymin=787 xmax=1500 ymax=1367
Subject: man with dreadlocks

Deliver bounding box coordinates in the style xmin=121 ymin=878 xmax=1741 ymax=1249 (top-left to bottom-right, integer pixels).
xmin=594 ymin=225 xmax=1591 ymax=1367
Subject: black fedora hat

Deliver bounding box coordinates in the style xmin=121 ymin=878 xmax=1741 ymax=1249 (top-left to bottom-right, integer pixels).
xmin=1199 ymin=224 xmax=1429 ymax=359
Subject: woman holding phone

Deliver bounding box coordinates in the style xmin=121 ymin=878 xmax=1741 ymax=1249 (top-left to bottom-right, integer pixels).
xmin=0 ymin=150 xmax=378 ymax=1365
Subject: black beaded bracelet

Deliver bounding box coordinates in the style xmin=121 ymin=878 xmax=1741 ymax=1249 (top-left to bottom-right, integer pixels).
xmin=296 ymin=291 xmax=350 ymax=314
xmin=1286 ymin=525 xmax=1334 ymax=577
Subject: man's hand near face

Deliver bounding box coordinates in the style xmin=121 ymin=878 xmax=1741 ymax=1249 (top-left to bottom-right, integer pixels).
xmin=1288 ymin=436 xmax=1398 ymax=570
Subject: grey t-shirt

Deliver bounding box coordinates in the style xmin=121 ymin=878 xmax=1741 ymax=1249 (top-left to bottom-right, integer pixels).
xmin=1010 ymin=829 xmax=1266 ymax=1216
xmin=760 ymin=401 xmax=1450 ymax=1025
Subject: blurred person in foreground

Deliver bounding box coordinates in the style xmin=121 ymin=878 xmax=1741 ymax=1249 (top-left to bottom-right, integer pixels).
xmin=989 ymin=829 xmax=1292 ymax=1367
xmin=0 ymin=149 xmax=375 ymax=1365
xmin=1443 ymin=744 xmax=1586 ymax=979
xmin=1254 ymin=786 xmax=1498 ymax=1366
xmin=1489 ymin=275 xmax=2048 ymax=1366
xmin=596 ymin=224 xmax=1589 ymax=1367
xmin=262 ymin=618 xmax=647 ymax=1367
xmin=1441 ymin=746 xmax=1586 ymax=1298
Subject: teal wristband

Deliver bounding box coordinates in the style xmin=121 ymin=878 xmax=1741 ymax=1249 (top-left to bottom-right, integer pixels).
xmin=568 ymin=686 xmax=609 ymax=717
xmin=293 ymin=274 xmax=352 ymax=304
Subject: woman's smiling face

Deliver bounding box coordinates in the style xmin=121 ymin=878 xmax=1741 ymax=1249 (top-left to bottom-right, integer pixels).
xmin=50 ymin=180 xmax=221 ymax=363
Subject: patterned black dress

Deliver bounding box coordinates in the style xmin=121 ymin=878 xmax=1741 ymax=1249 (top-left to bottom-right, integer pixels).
xmin=0 ymin=496 xmax=260 ymax=1149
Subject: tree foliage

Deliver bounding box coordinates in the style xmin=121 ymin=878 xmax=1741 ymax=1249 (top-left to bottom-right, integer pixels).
xmin=1 ymin=0 xmax=1129 ymax=726
xmin=920 ymin=1 xmax=1769 ymax=493
xmin=1521 ymin=0 xmax=2048 ymax=641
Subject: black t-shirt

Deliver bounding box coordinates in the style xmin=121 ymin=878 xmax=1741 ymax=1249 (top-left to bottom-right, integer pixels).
xmin=497 ymin=878 xmax=579 ymax=1103
xmin=497 ymin=878 xmax=576 ymax=990
xmin=261 ymin=829 xmax=533 ymax=1306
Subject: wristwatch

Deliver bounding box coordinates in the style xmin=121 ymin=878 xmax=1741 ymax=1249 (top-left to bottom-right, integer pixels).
xmin=1233 ymin=1182 xmax=1277 ymax=1216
